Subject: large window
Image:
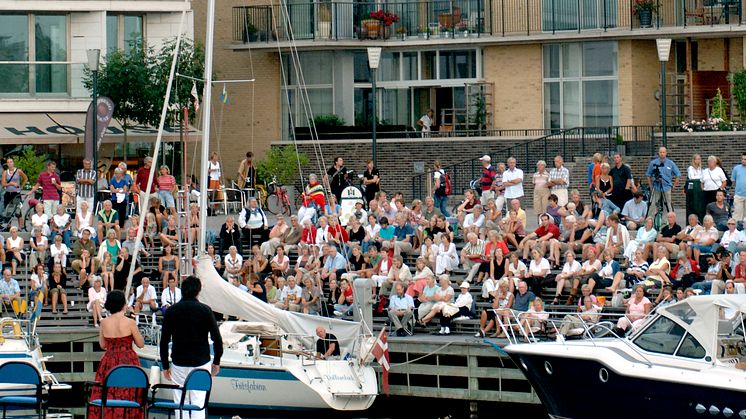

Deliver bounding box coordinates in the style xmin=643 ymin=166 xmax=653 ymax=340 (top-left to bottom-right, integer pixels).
xmin=0 ymin=13 xmax=68 ymax=95
xmin=543 ymin=0 xmax=616 ymax=31
xmin=281 ymin=52 xmax=334 ymax=138
xmin=543 ymin=42 xmax=618 ymax=129
xmin=107 ymin=14 xmax=144 ymax=54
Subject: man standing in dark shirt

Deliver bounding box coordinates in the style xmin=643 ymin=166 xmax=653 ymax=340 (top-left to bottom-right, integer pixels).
xmin=609 ymin=153 xmax=634 ymax=211
xmin=315 ymin=326 xmax=340 ymax=360
xmin=326 ymin=157 xmax=347 ymax=203
xmin=161 ymin=276 xmax=222 ymax=419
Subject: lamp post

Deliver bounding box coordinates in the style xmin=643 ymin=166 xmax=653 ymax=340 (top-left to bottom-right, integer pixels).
xmin=367 ymin=47 xmax=381 ymax=165
xmin=87 ymin=48 xmax=100 ymax=212
xmin=656 ymin=39 xmax=672 ymax=148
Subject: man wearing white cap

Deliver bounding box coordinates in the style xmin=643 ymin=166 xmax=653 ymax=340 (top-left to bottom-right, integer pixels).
xmin=479 ymin=155 xmax=497 ymax=206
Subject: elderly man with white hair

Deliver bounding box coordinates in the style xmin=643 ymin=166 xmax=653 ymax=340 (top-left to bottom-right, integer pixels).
xmin=460 ymin=232 xmax=485 ymax=282
xmin=131 ymin=277 xmax=158 ymax=314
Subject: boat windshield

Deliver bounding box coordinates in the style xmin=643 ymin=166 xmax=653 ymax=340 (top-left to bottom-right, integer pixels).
xmin=632 ymin=315 xmax=706 ymax=359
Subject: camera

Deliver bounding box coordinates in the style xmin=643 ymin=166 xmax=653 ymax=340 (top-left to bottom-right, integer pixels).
xmin=651 ymin=162 xmax=664 ymax=181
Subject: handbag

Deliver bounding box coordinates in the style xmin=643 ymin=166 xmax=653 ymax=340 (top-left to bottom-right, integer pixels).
xmin=442 ymin=303 xmax=460 ymax=317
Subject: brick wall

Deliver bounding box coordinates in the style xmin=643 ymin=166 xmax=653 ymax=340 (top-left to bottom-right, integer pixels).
xmin=279 ymin=132 xmax=745 ymax=211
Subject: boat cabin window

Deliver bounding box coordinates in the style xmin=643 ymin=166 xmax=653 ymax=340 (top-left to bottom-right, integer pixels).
xmin=633 ymin=316 xmax=687 ymax=356
xmin=676 ymin=333 xmax=706 ymax=359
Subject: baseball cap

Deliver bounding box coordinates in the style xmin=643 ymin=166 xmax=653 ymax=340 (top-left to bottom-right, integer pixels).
xmin=479 ymin=155 xmax=491 ymax=162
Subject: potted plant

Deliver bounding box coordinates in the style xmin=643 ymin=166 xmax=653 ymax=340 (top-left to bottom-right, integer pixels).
xmin=417 ymin=25 xmax=428 ymax=39
xmin=369 ymin=9 xmax=399 ymax=39
xmin=456 ymin=22 xmax=468 ymax=37
xmin=396 ymin=26 xmax=407 ymax=40
xmin=440 ymin=26 xmax=452 ymax=38
xmin=243 ymin=22 xmax=258 ymax=42
xmin=633 ymin=0 xmax=658 ymax=28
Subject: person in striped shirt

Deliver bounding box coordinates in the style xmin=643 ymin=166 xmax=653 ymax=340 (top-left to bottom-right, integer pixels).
xmin=76 ymin=158 xmax=96 ymax=214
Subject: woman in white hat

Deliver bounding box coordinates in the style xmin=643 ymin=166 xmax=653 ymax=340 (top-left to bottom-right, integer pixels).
xmin=438 ymin=281 xmax=474 ymax=335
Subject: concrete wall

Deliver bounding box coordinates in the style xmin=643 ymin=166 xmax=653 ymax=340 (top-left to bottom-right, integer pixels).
xmin=618 ymin=40 xmax=661 ymax=127
xmin=193 ymin=0 xmax=281 ymax=181
xmin=278 ymin=132 xmax=745 ymax=211
xmin=484 ymin=44 xmax=544 ymax=129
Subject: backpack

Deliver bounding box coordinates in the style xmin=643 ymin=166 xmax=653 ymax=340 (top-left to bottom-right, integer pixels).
xmin=443 ymin=171 xmax=452 ymax=196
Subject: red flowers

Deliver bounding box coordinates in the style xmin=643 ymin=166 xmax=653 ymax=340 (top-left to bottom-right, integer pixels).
xmin=370 ymin=9 xmax=399 ymax=26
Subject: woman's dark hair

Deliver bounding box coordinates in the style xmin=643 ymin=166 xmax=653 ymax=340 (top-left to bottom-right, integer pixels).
xmin=182 ymin=275 xmax=202 ymax=299
xmin=104 ymin=290 xmax=127 ymax=314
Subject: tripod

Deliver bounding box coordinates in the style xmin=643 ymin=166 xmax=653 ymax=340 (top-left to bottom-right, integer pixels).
xmin=647 ymin=177 xmax=669 ymax=231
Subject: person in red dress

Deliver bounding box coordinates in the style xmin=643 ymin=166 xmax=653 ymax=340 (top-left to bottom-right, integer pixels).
xmin=88 ymin=290 xmax=145 ymax=419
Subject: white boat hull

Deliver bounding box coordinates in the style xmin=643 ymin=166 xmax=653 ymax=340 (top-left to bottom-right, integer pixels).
xmin=136 ymin=345 xmax=377 ymax=411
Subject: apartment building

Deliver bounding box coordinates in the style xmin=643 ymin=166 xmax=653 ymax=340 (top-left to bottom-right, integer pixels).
xmin=0 ymin=0 xmax=194 ymax=165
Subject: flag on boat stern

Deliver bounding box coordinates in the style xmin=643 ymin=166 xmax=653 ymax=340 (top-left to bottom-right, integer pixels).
xmin=372 ymin=328 xmax=389 ymax=396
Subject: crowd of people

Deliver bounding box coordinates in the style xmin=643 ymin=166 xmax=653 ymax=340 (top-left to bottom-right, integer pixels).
xmin=2 ymin=145 xmax=746 ymax=341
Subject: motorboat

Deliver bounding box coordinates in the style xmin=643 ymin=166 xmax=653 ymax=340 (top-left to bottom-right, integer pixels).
xmin=136 ymin=256 xmax=378 ymax=411
xmin=504 ymin=295 xmax=746 ymax=419
xmin=0 ymin=315 xmax=71 ymax=417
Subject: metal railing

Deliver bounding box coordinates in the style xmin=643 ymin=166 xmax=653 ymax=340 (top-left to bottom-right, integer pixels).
xmin=410 ymin=125 xmax=662 ymax=200
xmin=233 ymin=0 xmax=742 ymax=43
xmin=233 ymin=0 xmax=492 ymax=42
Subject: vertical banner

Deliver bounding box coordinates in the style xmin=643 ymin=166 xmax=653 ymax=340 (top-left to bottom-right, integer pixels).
xmin=84 ymin=97 xmax=115 ymax=160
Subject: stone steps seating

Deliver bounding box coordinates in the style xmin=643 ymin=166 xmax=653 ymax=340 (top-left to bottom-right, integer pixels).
xmin=13 ymin=226 xmax=663 ymax=338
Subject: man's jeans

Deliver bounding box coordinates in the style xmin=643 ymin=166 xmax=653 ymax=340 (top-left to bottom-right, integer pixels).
xmin=434 ymin=195 xmax=450 ymax=216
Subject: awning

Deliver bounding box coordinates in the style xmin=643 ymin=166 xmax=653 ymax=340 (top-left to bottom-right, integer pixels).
xmin=0 ymin=112 xmax=201 ymax=145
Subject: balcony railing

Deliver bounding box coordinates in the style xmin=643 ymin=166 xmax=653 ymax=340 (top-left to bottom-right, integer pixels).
xmin=233 ymin=0 xmax=742 ymax=43
xmin=233 ymin=0 xmax=493 ymax=42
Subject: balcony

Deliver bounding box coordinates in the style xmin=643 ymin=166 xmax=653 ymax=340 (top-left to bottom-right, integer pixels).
xmin=232 ymin=0 xmax=743 ymax=45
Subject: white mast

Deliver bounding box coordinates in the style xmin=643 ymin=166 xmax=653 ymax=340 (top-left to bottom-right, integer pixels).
xmin=197 ymin=0 xmax=216 ymax=253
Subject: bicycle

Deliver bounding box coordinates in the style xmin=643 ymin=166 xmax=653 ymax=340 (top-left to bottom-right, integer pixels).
xmin=265 ymin=176 xmax=291 ymax=216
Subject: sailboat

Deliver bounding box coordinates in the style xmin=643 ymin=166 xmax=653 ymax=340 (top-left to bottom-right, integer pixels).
xmin=135 ymin=257 xmax=378 ymax=410
xmin=132 ymin=0 xmax=378 ymax=411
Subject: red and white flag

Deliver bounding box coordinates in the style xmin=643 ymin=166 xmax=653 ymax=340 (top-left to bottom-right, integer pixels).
xmin=191 ymin=81 xmax=200 ymax=112
xmin=371 ymin=328 xmax=390 ymax=396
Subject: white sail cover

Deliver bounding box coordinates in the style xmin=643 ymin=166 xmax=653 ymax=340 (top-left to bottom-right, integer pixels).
xmin=656 ymin=294 xmax=746 ymax=358
xmin=194 ymin=256 xmax=364 ymax=355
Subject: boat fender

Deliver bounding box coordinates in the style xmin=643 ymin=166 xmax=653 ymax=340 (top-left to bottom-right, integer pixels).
xmin=149 ymin=365 xmax=161 ymax=385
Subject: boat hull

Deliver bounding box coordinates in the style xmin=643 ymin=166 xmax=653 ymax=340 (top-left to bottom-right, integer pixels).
xmin=138 ymin=351 xmax=377 ymax=411
xmin=508 ymin=351 xmax=746 ymax=419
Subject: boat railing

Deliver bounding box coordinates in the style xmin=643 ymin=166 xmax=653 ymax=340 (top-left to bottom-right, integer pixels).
xmin=497 ymin=309 xmax=657 ymax=368
xmin=0 ymin=317 xmax=38 ymax=348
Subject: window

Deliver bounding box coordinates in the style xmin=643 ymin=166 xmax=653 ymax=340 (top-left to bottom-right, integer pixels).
xmin=543 ymin=41 xmax=618 ymax=129
xmin=542 ymin=0 xmax=616 ymax=31
xmin=281 ymin=52 xmax=335 ymax=139
xmin=633 ymin=316 xmax=686 ymax=355
xmin=106 ymin=13 xmax=143 ymax=54
xmin=0 ymin=13 xmax=68 ymax=96
xmin=0 ymin=14 xmax=29 ymax=93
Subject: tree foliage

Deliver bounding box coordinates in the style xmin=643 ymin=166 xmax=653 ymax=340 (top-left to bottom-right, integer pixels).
xmin=256 ymin=145 xmax=310 ymax=186
xmin=82 ymin=40 xmax=159 ymax=136
xmin=731 ymin=71 xmax=746 ymax=121
xmin=82 ymin=37 xmax=206 ymax=139
xmin=152 ymin=38 xmax=206 ymax=125
xmin=14 ymin=146 xmax=49 ymax=187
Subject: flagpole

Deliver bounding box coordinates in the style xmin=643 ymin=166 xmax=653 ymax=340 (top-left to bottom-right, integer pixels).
xmin=198 ymin=0 xmax=216 ymax=254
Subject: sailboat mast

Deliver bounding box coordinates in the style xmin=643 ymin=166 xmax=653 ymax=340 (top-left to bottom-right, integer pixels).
xmin=198 ymin=0 xmax=216 ymax=253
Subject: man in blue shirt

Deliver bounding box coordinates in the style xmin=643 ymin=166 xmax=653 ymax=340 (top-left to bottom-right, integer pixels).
xmin=0 ymin=269 xmax=21 ymax=316
xmin=388 ymin=283 xmax=415 ymax=336
xmin=391 ymin=213 xmax=414 ymax=257
xmin=732 ymin=152 xmax=746 ymax=229
xmin=646 ymin=147 xmax=681 ymax=214
xmin=321 ymin=245 xmax=347 ymax=284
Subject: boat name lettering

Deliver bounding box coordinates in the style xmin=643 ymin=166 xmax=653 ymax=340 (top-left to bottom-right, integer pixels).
xmin=324 ymin=373 xmax=355 ymax=382
xmin=231 ymin=379 xmax=267 ymax=393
